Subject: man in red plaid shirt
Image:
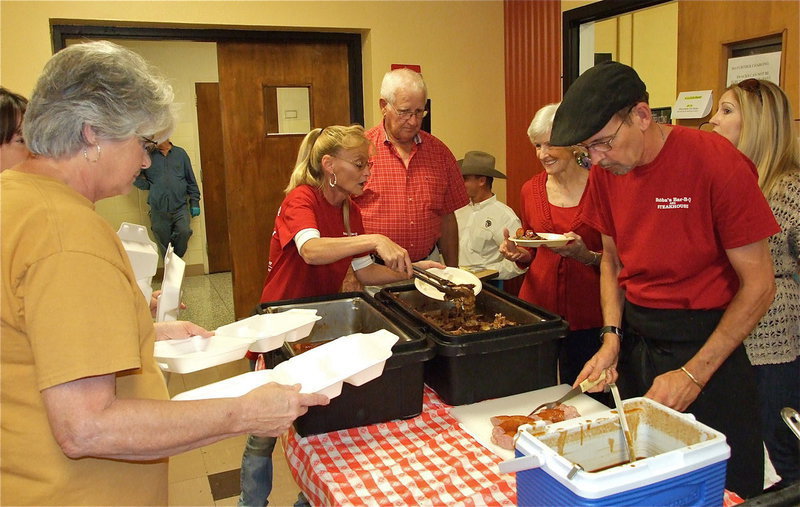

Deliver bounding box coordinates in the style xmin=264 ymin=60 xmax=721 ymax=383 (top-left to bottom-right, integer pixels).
xmin=354 ymin=68 xmax=468 ymax=266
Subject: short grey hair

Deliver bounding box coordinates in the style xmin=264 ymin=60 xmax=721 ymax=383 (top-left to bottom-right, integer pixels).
xmin=380 ymin=68 xmax=427 ymax=104
xmin=24 ymin=41 xmax=175 ymax=158
xmin=527 ymin=103 xmax=560 ymax=144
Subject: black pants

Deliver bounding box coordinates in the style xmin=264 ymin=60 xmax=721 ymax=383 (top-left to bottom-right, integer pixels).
xmin=619 ymin=301 xmax=764 ymax=499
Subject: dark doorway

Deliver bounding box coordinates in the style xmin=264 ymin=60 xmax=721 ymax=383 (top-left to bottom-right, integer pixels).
xmin=51 ymin=23 xmax=364 ymax=318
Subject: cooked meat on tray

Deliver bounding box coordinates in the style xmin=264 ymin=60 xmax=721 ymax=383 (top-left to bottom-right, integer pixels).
xmin=420 ymin=283 xmax=518 ymax=335
xmin=515 ymin=228 xmax=545 ymax=241
xmin=490 ymin=404 xmax=580 ymax=450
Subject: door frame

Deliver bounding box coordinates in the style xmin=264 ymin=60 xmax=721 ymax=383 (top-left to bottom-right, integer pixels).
xmin=562 ymin=0 xmax=672 ymax=93
xmin=50 ymin=21 xmax=364 ymax=125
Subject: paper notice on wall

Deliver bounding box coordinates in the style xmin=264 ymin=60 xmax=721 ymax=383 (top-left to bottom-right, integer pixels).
xmin=726 ymin=52 xmax=781 ymax=87
xmin=672 ymin=90 xmax=713 ymax=119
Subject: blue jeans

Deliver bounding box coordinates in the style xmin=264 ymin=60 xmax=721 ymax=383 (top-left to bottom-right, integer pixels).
xmin=150 ymin=206 xmax=192 ymax=257
xmin=755 ymin=357 xmax=800 ymax=488
xmin=238 ymin=434 xmax=277 ymax=507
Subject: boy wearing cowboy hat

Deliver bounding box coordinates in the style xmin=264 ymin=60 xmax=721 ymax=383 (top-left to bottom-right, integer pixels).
xmin=455 ymin=151 xmax=527 ymax=282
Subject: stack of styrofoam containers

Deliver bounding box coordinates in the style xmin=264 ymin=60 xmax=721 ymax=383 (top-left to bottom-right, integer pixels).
xmin=156 ymin=244 xmax=185 ymax=322
xmin=117 ymin=222 xmax=159 ymax=305
xmin=509 ymin=397 xmax=730 ymax=506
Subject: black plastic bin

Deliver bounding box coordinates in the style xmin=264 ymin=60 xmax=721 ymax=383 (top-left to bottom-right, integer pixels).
xmin=258 ymin=292 xmax=434 ymax=437
xmin=376 ymin=283 xmax=567 ymax=406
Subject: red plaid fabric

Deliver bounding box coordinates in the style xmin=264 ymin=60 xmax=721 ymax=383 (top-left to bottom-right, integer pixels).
xmin=282 ymin=388 xmax=515 ymax=506
xmin=353 ymin=122 xmax=469 ymax=261
xmin=281 ymin=387 xmax=744 ymax=506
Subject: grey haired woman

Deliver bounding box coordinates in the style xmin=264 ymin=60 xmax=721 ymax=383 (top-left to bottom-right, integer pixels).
xmin=0 ymin=40 xmax=327 ymax=506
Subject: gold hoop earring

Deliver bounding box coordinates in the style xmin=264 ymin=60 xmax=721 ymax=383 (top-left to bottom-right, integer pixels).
xmin=83 ymin=144 xmax=101 ymax=163
xmin=329 ymin=172 xmax=337 ymax=187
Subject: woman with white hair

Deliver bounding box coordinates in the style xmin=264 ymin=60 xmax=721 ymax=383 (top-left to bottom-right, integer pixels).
xmin=0 ymin=41 xmax=328 ymax=506
xmin=499 ymin=103 xmax=605 ymax=390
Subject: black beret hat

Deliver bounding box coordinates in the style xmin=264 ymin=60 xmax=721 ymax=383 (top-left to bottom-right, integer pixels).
xmin=550 ymin=61 xmax=647 ymax=146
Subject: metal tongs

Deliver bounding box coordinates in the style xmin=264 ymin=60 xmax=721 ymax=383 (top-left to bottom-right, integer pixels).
xmin=412 ymin=266 xmax=463 ymax=298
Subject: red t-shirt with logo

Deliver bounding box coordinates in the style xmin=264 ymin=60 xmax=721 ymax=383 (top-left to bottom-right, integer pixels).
xmin=260 ymin=185 xmax=365 ymax=303
xmin=581 ymin=126 xmax=779 ymax=310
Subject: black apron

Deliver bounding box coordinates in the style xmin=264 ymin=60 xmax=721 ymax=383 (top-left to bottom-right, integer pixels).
xmin=619 ymin=300 xmax=764 ymax=499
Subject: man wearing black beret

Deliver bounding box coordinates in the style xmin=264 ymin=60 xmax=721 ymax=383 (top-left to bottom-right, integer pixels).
xmin=554 ymin=61 xmax=779 ymax=498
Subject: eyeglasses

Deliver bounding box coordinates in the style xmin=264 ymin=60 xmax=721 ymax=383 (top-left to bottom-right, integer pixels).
xmin=332 ymin=155 xmax=373 ymax=171
xmin=737 ymin=78 xmax=762 ymax=101
xmin=387 ymin=102 xmax=428 ymax=120
xmin=577 ymin=106 xmax=634 ymax=153
xmin=140 ymin=136 xmax=158 ymax=152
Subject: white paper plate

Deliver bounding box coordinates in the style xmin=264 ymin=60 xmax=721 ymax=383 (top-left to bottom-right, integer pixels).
xmin=171 ymin=330 xmax=399 ymax=401
xmin=414 ymin=267 xmax=482 ymax=301
xmin=449 ymin=385 xmax=609 ymax=461
xmin=154 ymin=335 xmax=253 ymax=374
xmin=510 ymin=232 xmax=570 ymax=248
xmin=215 ymin=310 xmax=321 ymax=353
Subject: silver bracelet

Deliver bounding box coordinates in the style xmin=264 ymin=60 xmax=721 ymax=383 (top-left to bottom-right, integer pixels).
xmin=584 ymin=250 xmax=601 ymax=266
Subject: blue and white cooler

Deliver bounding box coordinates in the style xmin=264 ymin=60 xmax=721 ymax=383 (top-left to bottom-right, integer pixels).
xmin=501 ymin=397 xmax=730 ymax=506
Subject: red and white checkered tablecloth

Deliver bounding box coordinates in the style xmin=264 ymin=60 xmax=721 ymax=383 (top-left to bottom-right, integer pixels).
xmin=282 ymin=387 xmax=515 ymax=506
xmin=282 ymin=387 xmax=745 ymax=507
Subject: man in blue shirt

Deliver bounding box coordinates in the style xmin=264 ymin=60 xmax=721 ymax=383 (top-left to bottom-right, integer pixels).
xmin=134 ymin=139 xmax=201 ymax=257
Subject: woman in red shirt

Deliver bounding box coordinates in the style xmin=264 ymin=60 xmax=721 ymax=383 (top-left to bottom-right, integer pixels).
xmin=500 ymin=103 xmax=603 ymax=386
xmin=244 ymin=125 xmax=442 ymax=507
xmin=260 ymin=124 xmax=439 ymax=303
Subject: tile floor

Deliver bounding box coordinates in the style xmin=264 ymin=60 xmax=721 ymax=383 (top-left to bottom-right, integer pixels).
xmin=162 ymin=272 xmax=301 ymax=506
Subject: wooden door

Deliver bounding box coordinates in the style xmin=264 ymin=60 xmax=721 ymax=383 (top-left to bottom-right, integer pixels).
xmin=217 ymin=41 xmax=352 ymax=318
xmin=195 ymin=82 xmax=232 ymax=273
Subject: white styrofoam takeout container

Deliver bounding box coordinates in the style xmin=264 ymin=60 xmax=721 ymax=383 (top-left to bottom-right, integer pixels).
xmin=117 ymin=222 xmax=159 ymax=304
xmin=215 ymin=310 xmax=322 ymax=353
xmin=154 ymin=335 xmax=254 ymax=374
xmin=171 ymin=330 xmax=399 ymax=401
xmin=152 ymin=310 xmax=322 ymax=374
xmin=156 ymin=244 xmax=185 ymax=322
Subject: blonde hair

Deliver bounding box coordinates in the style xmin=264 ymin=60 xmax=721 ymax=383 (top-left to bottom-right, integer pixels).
xmin=729 ymin=79 xmax=800 ymax=198
xmin=285 ymin=125 xmax=368 ymax=193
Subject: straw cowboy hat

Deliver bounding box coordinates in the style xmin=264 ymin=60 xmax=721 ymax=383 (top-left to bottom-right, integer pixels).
xmin=457 ymin=150 xmax=507 ymax=179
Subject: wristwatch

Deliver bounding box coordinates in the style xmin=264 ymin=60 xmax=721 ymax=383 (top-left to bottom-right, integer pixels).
xmin=599 ymin=325 xmax=623 ymax=341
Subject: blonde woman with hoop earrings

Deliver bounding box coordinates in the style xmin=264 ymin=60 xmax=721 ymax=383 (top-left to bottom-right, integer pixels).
xmin=710 ymin=78 xmax=800 ymax=490
xmin=241 ymin=124 xmax=443 ymax=507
